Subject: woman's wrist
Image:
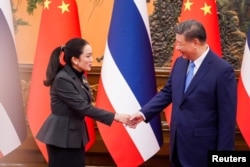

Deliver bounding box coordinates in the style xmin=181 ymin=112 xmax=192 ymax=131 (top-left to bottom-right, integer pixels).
xmin=114 ymin=113 xmax=120 ymax=122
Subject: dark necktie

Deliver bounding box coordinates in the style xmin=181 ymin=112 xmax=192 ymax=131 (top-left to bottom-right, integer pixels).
xmin=184 ymin=61 xmax=195 ymax=92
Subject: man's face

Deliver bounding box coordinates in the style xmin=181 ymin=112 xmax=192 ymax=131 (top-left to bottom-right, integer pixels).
xmin=175 ymin=34 xmax=196 ymax=60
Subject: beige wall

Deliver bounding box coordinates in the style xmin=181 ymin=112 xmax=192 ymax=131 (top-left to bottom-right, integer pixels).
xmin=13 ymin=0 xmax=155 ymax=65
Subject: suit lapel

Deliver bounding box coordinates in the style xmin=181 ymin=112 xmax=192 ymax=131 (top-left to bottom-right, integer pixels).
xmin=181 ymin=51 xmax=213 ymax=104
xmin=174 ymin=58 xmax=189 ymax=102
xmin=81 ymin=76 xmax=93 ymax=100
xmin=64 ymin=65 xmax=92 ymax=102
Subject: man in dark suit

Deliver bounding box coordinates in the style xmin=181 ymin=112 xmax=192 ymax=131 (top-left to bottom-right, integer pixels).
xmin=130 ymin=20 xmax=237 ymax=167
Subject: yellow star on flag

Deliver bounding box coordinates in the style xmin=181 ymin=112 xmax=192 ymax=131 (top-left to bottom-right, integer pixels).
xmin=44 ymin=0 xmax=51 ymax=9
xmin=58 ymin=0 xmax=70 ymax=14
xmin=184 ymin=0 xmax=194 ymax=11
xmin=200 ymin=2 xmax=212 ymax=16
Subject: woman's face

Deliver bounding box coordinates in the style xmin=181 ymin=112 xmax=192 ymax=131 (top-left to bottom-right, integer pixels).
xmin=73 ymin=44 xmax=93 ymax=72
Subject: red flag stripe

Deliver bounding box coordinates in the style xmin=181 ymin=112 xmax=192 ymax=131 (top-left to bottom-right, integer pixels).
xmin=96 ymin=79 xmax=144 ymax=166
xmin=237 ymin=77 xmax=250 ymax=147
xmin=237 ymin=30 xmax=250 ymax=147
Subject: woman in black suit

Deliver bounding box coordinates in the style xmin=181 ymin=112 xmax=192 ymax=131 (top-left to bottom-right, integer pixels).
xmin=36 ymin=38 xmax=133 ymax=167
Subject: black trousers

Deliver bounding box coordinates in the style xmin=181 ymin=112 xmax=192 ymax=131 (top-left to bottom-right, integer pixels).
xmin=46 ymin=144 xmax=85 ymax=167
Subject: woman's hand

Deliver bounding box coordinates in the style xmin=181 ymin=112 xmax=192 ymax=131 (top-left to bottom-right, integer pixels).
xmin=114 ymin=113 xmax=137 ymax=127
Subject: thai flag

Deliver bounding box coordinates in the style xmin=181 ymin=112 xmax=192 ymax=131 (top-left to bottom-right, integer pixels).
xmin=0 ymin=0 xmax=27 ymax=158
xmin=95 ymin=0 xmax=163 ymax=166
xmin=237 ymin=28 xmax=250 ymax=147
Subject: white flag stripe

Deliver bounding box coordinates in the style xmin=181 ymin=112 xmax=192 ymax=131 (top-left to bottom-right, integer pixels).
xmin=0 ymin=1 xmax=15 ymax=42
xmin=0 ymin=103 xmax=21 ymax=155
xmin=241 ymin=40 xmax=250 ymax=97
xmin=102 ymin=44 xmax=160 ymax=160
xmin=134 ymin=0 xmax=152 ymax=42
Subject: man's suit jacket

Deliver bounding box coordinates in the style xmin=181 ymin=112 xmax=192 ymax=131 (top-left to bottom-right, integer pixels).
xmin=37 ymin=65 xmax=115 ymax=148
xmin=141 ymin=50 xmax=237 ymax=167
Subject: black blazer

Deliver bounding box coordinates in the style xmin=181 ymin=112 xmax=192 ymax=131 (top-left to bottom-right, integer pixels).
xmin=37 ymin=65 xmax=115 ymax=148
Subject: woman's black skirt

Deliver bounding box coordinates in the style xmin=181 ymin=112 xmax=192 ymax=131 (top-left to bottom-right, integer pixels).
xmin=46 ymin=144 xmax=85 ymax=167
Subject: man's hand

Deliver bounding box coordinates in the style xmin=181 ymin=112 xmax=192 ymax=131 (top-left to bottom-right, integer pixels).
xmin=128 ymin=112 xmax=145 ymax=128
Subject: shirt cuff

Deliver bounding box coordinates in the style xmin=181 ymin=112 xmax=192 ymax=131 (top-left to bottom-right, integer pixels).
xmin=139 ymin=111 xmax=146 ymax=121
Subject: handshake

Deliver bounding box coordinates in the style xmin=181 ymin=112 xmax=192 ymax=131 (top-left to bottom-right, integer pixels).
xmin=114 ymin=112 xmax=145 ymax=128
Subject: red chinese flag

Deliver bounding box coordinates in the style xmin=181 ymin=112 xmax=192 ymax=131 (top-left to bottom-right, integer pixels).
xmin=165 ymin=0 xmax=222 ymax=126
xmin=237 ymin=29 xmax=250 ymax=147
xmin=26 ymin=0 xmax=95 ymax=161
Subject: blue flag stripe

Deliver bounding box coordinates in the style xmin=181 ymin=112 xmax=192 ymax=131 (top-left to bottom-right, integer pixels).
xmin=108 ymin=0 xmax=156 ymax=105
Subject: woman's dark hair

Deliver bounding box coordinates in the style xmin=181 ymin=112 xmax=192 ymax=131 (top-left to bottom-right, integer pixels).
xmin=43 ymin=38 xmax=89 ymax=86
xmin=174 ymin=19 xmax=207 ymax=43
